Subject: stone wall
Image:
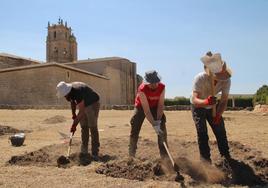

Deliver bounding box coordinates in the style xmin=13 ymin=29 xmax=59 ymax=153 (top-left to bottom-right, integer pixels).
xmin=254 ymin=104 xmax=268 ymax=113
xmin=0 ymin=65 xmax=108 ymax=108
xmin=66 ymin=58 xmax=137 ymax=105
xmin=0 ymin=54 xmax=40 ymax=69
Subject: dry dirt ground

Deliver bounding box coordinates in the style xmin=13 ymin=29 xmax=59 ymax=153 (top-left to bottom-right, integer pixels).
xmin=0 ymin=109 xmax=267 ymax=188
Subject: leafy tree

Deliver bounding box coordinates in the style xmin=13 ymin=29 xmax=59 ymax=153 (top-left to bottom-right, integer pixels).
xmin=253 ymin=85 xmax=268 ymax=105
xmin=136 ymin=74 xmax=143 ymax=87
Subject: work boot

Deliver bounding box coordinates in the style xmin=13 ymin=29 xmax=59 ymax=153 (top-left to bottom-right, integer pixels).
xmin=79 ymin=153 xmax=91 ymax=166
xmin=128 ymin=143 xmax=136 ymax=158
xmin=216 ymin=155 xmax=232 ymax=171
xmin=91 ymin=153 xmax=99 ymax=161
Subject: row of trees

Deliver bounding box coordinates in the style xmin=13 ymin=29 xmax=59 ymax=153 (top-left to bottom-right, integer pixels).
xmin=164 ymin=85 xmax=268 ymax=107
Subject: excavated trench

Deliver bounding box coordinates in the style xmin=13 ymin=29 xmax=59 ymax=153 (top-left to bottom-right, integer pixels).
xmin=6 ymin=138 xmax=268 ymax=187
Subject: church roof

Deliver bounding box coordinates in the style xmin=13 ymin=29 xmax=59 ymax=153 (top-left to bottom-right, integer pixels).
xmin=0 ymin=62 xmax=108 ymax=79
xmin=69 ymin=56 xmax=133 ymax=64
xmin=0 ymin=53 xmax=43 ymax=64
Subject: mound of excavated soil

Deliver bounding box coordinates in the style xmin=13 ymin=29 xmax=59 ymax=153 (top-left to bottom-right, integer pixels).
xmin=0 ymin=125 xmax=28 ymax=136
xmin=96 ymin=158 xmax=157 ymax=181
xmin=95 ymin=156 xmax=226 ymax=184
xmin=42 ymin=115 xmax=66 ymax=124
xmin=7 ymin=141 xmax=116 ymax=168
xmin=6 ymin=137 xmax=268 ymax=187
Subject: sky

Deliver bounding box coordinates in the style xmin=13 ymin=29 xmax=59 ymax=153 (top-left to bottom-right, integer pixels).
xmin=0 ymin=0 xmax=267 ymax=98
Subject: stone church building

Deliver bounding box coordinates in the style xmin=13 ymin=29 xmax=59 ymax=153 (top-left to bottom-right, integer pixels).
xmin=0 ymin=19 xmax=137 ymax=108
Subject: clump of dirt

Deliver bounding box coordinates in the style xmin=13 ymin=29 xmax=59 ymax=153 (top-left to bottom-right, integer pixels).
xmin=8 ymin=149 xmax=51 ymax=166
xmin=7 ymin=141 xmax=115 ymax=168
xmin=0 ymin=125 xmax=28 ymax=136
xmin=209 ymin=141 xmax=268 ymax=186
xmin=7 ymin=142 xmax=79 ymax=167
xmin=253 ymin=157 xmax=268 ymax=169
xmin=42 ymin=115 xmax=66 ymax=124
xmin=96 ymin=158 xmax=163 ymax=181
xmin=57 ymin=155 xmax=70 ymax=166
xmin=215 ymin=158 xmax=267 ymax=186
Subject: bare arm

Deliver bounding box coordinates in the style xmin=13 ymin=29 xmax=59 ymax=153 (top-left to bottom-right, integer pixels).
xmin=157 ymin=89 xmax=165 ymax=120
xmin=71 ymin=100 xmax=76 ymax=117
xmin=72 ymin=100 xmax=86 ymax=126
xmin=191 ymin=91 xmax=209 ymax=107
xmin=139 ymin=92 xmax=155 ymax=126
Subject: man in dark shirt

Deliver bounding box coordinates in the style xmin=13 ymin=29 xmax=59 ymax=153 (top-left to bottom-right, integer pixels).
xmin=56 ymin=81 xmax=100 ymax=165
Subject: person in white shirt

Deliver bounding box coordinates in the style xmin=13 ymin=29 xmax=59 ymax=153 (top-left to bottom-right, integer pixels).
xmin=191 ymin=51 xmax=232 ymax=163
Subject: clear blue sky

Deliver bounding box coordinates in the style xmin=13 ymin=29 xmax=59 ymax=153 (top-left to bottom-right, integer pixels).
xmin=0 ymin=0 xmax=267 ymax=98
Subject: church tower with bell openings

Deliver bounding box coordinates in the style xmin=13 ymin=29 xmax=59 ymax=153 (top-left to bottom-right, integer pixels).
xmin=46 ymin=18 xmax=77 ymax=63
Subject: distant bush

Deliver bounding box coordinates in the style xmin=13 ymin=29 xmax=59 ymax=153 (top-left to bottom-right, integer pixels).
xmin=253 ymin=85 xmax=268 ymax=105
xmin=164 ymin=97 xmax=190 ymax=106
xmin=213 ymin=97 xmax=253 ymax=108
xmin=165 ymin=96 xmax=253 ymax=108
xmin=232 ymin=97 xmax=253 ymax=108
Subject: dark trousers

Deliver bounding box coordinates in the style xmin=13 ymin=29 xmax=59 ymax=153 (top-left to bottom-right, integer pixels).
xmin=191 ymin=105 xmax=230 ymax=161
xmin=80 ymin=101 xmax=100 ymax=155
xmin=129 ymin=106 xmax=168 ymax=158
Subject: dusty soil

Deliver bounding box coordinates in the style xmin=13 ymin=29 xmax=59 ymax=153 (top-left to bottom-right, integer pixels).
xmin=0 ymin=110 xmax=267 ymax=187
xmin=42 ymin=115 xmax=66 ymax=124
xmin=0 ymin=125 xmax=29 ymax=136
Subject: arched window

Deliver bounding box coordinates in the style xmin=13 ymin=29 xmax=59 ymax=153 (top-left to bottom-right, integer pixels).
xmin=66 ymin=71 xmax=71 ymax=81
xmin=54 ymin=47 xmax=58 ymax=54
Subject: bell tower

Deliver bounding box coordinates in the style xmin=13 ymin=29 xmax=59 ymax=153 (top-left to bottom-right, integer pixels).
xmin=46 ymin=18 xmax=77 ymax=63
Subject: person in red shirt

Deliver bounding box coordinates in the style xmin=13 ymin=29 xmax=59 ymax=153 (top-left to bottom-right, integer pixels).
xmin=129 ymin=70 xmax=168 ymax=158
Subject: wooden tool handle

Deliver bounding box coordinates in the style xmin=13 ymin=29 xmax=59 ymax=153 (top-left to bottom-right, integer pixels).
xmin=67 ymin=132 xmax=74 ymax=157
xmin=210 ymin=72 xmax=216 ymax=117
xmin=163 ymin=141 xmax=175 ymax=166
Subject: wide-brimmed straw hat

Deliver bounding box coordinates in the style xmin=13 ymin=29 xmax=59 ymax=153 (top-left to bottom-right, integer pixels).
xmin=144 ymin=70 xmax=161 ymax=84
xmin=200 ymin=52 xmax=232 ymax=79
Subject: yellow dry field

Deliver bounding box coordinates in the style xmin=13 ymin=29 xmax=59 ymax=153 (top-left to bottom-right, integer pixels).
xmin=0 ymin=110 xmax=267 ymax=188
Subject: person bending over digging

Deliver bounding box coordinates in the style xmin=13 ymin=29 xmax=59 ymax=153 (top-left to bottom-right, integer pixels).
xmin=129 ymin=70 xmax=168 ymax=159
xmin=56 ymin=81 xmax=100 ymax=165
xmin=191 ymin=51 xmax=232 ymax=164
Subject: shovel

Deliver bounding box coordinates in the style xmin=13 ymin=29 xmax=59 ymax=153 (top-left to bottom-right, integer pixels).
xmin=57 ymin=132 xmax=74 ymax=166
xmin=67 ymin=132 xmax=74 ymax=158
xmin=163 ymin=141 xmax=184 ymax=181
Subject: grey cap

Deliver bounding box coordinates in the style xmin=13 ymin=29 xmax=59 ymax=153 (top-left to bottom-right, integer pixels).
xmin=144 ymin=70 xmax=161 ymax=84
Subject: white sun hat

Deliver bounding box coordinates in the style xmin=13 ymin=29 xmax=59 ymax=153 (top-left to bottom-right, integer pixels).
xmin=201 ymin=52 xmax=232 ymax=77
xmin=201 ymin=53 xmax=223 ymax=73
xmin=56 ymin=81 xmax=72 ymax=98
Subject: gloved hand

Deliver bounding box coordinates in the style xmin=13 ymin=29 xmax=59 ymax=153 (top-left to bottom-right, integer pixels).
xmin=70 ymin=124 xmax=77 ymax=133
xmin=72 ymin=114 xmax=77 ymax=120
xmin=204 ymin=95 xmax=217 ymax=105
xmin=153 ymin=120 xmax=163 ymax=136
xmin=213 ymin=113 xmax=222 ymax=125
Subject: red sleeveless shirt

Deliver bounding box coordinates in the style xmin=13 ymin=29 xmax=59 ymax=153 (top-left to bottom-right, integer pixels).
xmin=135 ymin=82 xmax=165 ymax=108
